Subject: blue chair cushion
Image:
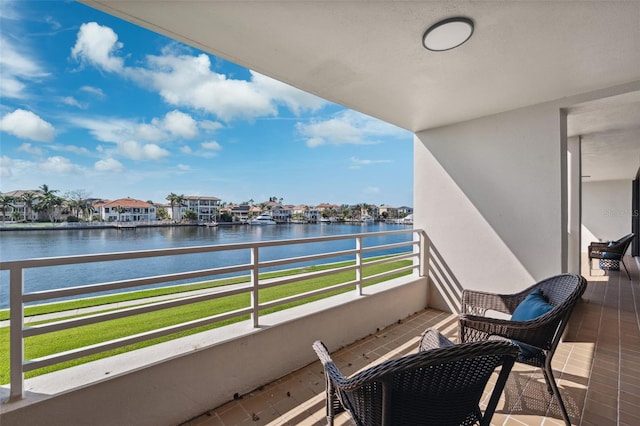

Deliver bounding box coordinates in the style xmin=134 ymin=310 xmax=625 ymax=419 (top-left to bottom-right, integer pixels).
xmin=511 ymin=288 xmax=554 ymax=358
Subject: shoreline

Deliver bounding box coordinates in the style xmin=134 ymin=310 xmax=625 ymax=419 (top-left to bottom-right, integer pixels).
xmin=0 ymin=222 xmax=238 ymax=231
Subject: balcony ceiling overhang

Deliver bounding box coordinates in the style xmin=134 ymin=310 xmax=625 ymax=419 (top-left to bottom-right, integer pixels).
xmin=81 ymin=0 xmax=640 ymax=180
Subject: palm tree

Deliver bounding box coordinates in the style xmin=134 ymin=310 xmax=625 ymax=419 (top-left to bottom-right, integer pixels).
xmin=21 ymin=191 xmax=39 ymax=222
xmin=115 ymin=205 xmax=126 ymax=222
xmin=175 ymin=194 xmax=185 ymax=222
xmin=38 ymin=184 xmax=60 ymax=223
xmin=166 ymin=193 xmax=178 ymax=222
xmin=80 ymin=199 xmax=96 ymax=222
xmin=0 ymin=195 xmax=15 ymax=223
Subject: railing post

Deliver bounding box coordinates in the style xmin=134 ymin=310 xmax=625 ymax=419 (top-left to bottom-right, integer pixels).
xmin=9 ymin=266 xmax=25 ymax=400
xmin=355 ymin=236 xmax=363 ymax=295
xmin=251 ymin=247 xmax=259 ymax=328
xmin=418 ymin=230 xmax=429 ymax=277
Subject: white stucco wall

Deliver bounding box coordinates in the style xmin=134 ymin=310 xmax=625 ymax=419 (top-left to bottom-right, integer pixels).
xmin=414 ymin=102 xmax=567 ymax=311
xmin=581 ymin=179 xmax=633 ymax=252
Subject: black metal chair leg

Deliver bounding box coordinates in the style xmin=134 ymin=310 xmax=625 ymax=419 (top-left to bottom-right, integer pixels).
xmin=543 ymin=362 xmax=572 ymax=426
xmin=621 ymin=259 xmax=631 ymax=280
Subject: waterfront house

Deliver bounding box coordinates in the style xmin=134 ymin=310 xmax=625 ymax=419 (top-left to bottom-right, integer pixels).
xmin=0 ymin=190 xmax=44 ymax=222
xmin=2 ymin=2 xmax=639 ymax=426
xmin=291 ymin=204 xmax=321 ymax=223
xmin=270 ymin=203 xmax=292 ymax=223
xmin=227 ymin=203 xmax=252 ymax=223
xmin=94 ymin=198 xmax=156 ymax=222
xmin=183 ymin=195 xmax=221 ymax=223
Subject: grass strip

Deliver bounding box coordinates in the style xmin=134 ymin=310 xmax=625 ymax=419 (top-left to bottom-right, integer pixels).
xmin=0 ymin=260 xmax=356 ymax=321
xmin=0 ymin=258 xmax=412 ymax=384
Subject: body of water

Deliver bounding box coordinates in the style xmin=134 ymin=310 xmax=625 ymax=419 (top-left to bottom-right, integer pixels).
xmin=0 ymin=223 xmax=413 ymax=308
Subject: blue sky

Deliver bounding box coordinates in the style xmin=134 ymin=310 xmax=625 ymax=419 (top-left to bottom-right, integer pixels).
xmin=0 ymin=0 xmax=413 ymax=207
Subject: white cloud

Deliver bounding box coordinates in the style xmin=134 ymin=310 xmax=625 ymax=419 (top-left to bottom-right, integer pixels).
xmin=61 ymin=96 xmax=87 ymax=109
xmin=71 ymin=22 xmax=124 ymax=73
xmin=177 ymin=164 xmax=191 ymax=171
xmin=163 ymin=110 xmax=198 ymax=139
xmin=0 ymin=155 xmax=14 ymax=177
xmin=128 ymin=52 xmax=327 ymax=122
xmin=0 ymin=36 xmax=49 ymax=99
xmin=72 ymin=111 xmax=200 ymax=146
xmin=133 ymin=53 xmax=275 ymax=122
xmin=297 ymin=110 xmax=408 ymax=148
xmin=118 ymin=140 xmax=170 ymax=161
xmin=199 ymin=120 xmax=224 ymax=132
xmin=54 ymin=145 xmax=92 ymax=156
xmin=68 ymin=24 xmax=327 ymax=122
xmin=135 ymin=122 xmax=167 ymax=142
xmin=17 ymin=143 xmax=44 ymax=156
xmin=0 ymin=109 xmax=55 ymax=142
xmin=250 ymin=71 xmax=325 ymax=115
xmin=40 ymin=156 xmax=81 ymax=174
xmin=201 ymin=141 xmax=222 ymax=151
xmin=180 ymin=145 xmax=192 ymax=154
xmin=80 ymin=86 xmax=105 ymax=98
xmin=95 ymin=158 xmax=124 ymax=172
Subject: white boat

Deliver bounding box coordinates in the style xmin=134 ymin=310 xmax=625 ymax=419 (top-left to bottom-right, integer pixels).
xmin=361 ymin=215 xmax=374 ymax=224
xmin=249 ymin=213 xmax=276 ymax=225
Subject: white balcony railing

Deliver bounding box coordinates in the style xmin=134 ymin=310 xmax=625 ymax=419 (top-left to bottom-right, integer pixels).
xmin=1 ymin=228 xmax=425 ymax=401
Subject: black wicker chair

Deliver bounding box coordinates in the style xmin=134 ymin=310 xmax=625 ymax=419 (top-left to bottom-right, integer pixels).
xmin=458 ymin=273 xmax=587 ymax=426
xmin=313 ymin=328 xmax=519 ymax=426
xmin=588 ymin=233 xmax=634 ymax=279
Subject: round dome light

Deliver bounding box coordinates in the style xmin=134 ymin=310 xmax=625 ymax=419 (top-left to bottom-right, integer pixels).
xmin=423 ymin=17 xmax=474 ymax=51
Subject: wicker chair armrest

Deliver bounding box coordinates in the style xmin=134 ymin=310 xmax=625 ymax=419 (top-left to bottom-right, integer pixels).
xmin=313 ymin=340 xmax=351 ymax=388
xmin=461 ymin=289 xmax=521 ymax=316
xmin=459 ymin=313 xmax=556 ymax=348
xmin=588 ymin=241 xmax=609 ymax=250
xmin=418 ymin=327 xmax=454 ymax=352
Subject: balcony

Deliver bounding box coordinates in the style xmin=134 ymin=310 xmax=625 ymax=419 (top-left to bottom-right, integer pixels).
xmin=1 ymin=227 xmax=638 ymax=425
xmin=0 ymin=229 xmax=427 ymax=425
xmin=181 ymin=256 xmax=640 ymax=426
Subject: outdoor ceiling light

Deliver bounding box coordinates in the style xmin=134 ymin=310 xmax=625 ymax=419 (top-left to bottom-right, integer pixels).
xmin=422 ymin=17 xmax=474 ymax=51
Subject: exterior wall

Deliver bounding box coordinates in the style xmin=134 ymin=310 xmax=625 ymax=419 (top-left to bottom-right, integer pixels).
xmin=581 ymin=179 xmax=633 ymax=252
xmin=0 ymin=276 xmax=427 ymax=426
xmin=414 ymin=102 xmax=567 ymax=312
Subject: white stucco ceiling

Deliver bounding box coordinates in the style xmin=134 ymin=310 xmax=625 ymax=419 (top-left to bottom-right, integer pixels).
xmin=81 ymin=1 xmax=640 ymax=180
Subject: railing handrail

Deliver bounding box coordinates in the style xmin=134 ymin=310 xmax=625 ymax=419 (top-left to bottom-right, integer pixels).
xmin=2 ymin=228 xmax=426 ymax=401
xmin=0 ymin=228 xmax=414 ymax=269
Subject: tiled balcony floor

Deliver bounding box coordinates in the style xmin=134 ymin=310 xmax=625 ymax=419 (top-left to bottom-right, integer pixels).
xmin=180 ymin=257 xmax=640 ymax=426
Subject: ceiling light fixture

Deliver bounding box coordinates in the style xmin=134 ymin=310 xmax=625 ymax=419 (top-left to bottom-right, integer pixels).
xmin=422 ymin=17 xmax=474 ymax=51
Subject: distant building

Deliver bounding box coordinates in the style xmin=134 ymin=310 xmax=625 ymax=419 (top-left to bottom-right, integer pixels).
xmin=184 ymin=196 xmax=221 ymax=222
xmin=227 ymin=204 xmax=251 ymax=223
xmin=271 ymin=204 xmax=292 ymax=222
xmin=165 ymin=195 xmax=221 ymax=222
xmin=94 ymin=198 xmax=156 ymax=222
xmin=397 ymin=206 xmax=414 ymax=216
xmin=378 ymin=205 xmax=398 ymax=219
xmin=0 ymin=189 xmax=44 ymax=222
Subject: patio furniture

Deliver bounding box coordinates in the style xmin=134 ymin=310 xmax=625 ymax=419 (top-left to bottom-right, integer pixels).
xmin=313 ymin=328 xmax=519 ymax=426
xmin=588 ymin=233 xmax=635 ymax=279
xmin=458 ymin=273 xmax=587 ymax=426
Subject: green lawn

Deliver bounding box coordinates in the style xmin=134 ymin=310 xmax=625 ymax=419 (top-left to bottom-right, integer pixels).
xmin=0 ymin=257 xmax=412 ymax=384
